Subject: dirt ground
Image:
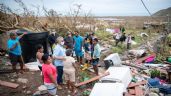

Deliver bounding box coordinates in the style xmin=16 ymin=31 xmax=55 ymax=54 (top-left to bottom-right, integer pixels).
xmin=0 ymin=56 xmax=99 ymax=96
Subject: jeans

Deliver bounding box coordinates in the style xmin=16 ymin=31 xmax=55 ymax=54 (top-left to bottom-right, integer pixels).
xmin=56 ymin=66 xmax=63 ymax=84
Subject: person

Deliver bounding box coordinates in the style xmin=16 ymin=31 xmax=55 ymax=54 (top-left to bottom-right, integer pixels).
xmin=89 ymin=32 xmax=96 ymax=58
xmin=63 ymin=49 xmax=77 ymax=95
xmin=120 ymin=33 xmax=126 ymax=44
xmin=7 ymin=32 xmax=26 ymax=73
xmin=64 ymin=32 xmax=74 ymax=49
xmin=42 ymin=54 xmax=57 ymax=96
xmin=83 ymin=38 xmax=91 ymax=70
xmin=48 ymin=32 xmax=58 ymax=54
xmin=73 ymin=31 xmax=83 ymax=64
xmin=92 ymin=38 xmax=101 ymax=75
xmin=115 ymin=32 xmax=121 ymax=46
xmin=36 ymin=44 xmax=44 ymax=71
xmin=120 ymin=26 xmax=125 ymax=33
xmin=126 ymin=34 xmax=132 ymax=49
xmin=53 ymin=36 xmax=66 ymax=89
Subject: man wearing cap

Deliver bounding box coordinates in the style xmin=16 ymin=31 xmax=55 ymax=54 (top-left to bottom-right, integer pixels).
xmin=7 ymin=32 xmax=26 ymax=73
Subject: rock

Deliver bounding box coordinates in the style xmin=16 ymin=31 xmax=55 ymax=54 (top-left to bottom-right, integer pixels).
xmin=33 ymin=90 xmax=48 ymax=96
xmin=22 ymin=85 xmax=27 ymax=89
xmin=10 ymin=79 xmax=15 ymax=82
xmin=26 ymin=90 xmax=31 ymax=95
xmin=150 ymin=88 xmax=159 ymax=93
xmin=149 ymin=92 xmax=159 ymax=96
xmin=17 ymin=78 xmax=28 ymax=84
xmin=38 ymin=85 xmax=47 ymax=91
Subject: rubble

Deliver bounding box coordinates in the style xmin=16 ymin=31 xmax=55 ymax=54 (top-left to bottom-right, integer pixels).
xmin=17 ymin=78 xmax=28 ymax=84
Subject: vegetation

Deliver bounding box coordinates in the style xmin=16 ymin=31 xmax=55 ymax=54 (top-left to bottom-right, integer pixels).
xmin=150 ymin=69 xmax=160 ymax=78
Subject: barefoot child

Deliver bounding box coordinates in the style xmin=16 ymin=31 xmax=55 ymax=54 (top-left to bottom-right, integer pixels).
xmin=63 ymin=49 xmax=77 ymax=95
xmin=92 ymin=38 xmax=101 ymax=75
xmin=36 ymin=44 xmax=44 ymax=71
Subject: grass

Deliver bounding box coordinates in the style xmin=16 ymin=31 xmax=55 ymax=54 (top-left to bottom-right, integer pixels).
xmin=95 ymin=30 xmax=112 ymax=41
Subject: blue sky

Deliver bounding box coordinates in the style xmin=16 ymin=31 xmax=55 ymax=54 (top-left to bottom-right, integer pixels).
xmin=1 ymin=0 xmax=171 ymax=16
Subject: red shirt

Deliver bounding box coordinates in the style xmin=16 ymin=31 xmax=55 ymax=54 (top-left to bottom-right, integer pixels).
xmin=42 ymin=64 xmax=57 ymax=83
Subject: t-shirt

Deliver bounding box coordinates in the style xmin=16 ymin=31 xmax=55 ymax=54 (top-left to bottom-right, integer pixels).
xmin=42 ymin=64 xmax=57 ymax=83
xmin=63 ymin=56 xmax=75 ymax=71
xmin=7 ymin=37 xmax=22 ymax=55
xmin=73 ymin=35 xmax=83 ymax=51
xmin=64 ymin=36 xmax=74 ymax=49
xmin=93 ymin=43 xmax=101 ymax=59
xmin=53 ymin=44 xmax=66 ymax=66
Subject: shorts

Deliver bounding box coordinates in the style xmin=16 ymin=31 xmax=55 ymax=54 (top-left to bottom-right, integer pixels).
xmin=44 ymin=82 xmax=57 ymax=96
xmin=9 ymin=53 xmax=22 ymax=64
xmin=74 ymin=50 xmax=83 ymax=57
xmin=64 ymin=70 xmax=75 ymax=82
xmin=92 ymin=58 xmax=99 ymax=66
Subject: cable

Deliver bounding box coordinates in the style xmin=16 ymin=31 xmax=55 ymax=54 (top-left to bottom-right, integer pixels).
xmin=140 ymin=0 xmax=152 ymax=16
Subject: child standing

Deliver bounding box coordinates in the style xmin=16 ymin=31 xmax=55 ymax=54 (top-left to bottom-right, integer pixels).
xmin=63 ymin=50 xmax=77 ymax=95
xmin=92 ymin=38 xmax=101 ymax=76
xmin=36 ymin=44 xmax=44 ymax=71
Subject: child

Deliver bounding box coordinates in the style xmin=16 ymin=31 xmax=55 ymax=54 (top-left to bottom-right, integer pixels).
xmin=63 ymin=49 xmax=77 ymax=95
xmin=36 ymin=44 xmax=44 ymax=71
xmin=83 ymin=38 xmax=91 ymax=70
xmin=42 ymin=54 xmax=57 ymax=96
xmin=92 ymin=38 xmax=101 ymax=75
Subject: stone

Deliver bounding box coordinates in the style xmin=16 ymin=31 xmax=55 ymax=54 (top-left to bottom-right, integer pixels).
xmin=149 ymin=92 xmax=159 ymax=96
xmin=26 ymin=90 xmax=32 ymax=95
xmin=38 ymin=85 xmax=47 ymax=91
xmin=17 ymin=78 xmax=28 ymax=84
xmin=10 ymin=79 xmax=15 ymax=82
xmin=22 ymin=85 xmax=27 ymax=89
xmin=150 ymin=88 xmax=159 ymax=93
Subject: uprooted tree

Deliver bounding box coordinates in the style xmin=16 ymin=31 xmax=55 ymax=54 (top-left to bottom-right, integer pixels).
xmin=0 ymin=0 xmax=96 ymax=33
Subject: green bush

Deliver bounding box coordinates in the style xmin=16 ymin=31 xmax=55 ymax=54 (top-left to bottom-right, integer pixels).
xmin=150 ymin=69 xmax=160 ymax=78
xmin=95 ymin=30 xmax=112 ymax=41
xmin=111 ymin=47 xmax=123 ymax=54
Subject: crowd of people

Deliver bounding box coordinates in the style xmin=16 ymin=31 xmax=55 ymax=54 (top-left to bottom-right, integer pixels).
xmin=7 ymin=31 xmax=101 ymax=96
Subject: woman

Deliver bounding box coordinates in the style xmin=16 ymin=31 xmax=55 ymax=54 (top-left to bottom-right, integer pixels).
xmin=53 ymin=36 xmax=66 ymax=89
xmin=36 ymin=44 xmax=44 ymax=71
xmin=42 ymin=54 xmax=57 ymax=96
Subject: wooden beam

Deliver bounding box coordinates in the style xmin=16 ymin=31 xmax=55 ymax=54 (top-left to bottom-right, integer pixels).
xmin=75 ymin=72 xmax=110 ymax=87
xmin=128 ymin=80 xmax=146 ymax=88
xmin=0 ymin=80 xmax=19 ymax=88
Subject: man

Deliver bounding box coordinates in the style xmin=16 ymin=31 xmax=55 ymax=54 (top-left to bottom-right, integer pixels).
xmin=73 ymin=31 xmax=83 ymax=64
xmin=126 ymin=34 xmax=132 ymax=49
xmin=120 ymin=33 xmax=126 ymax=44
xmin=7 ymin=32 xmax=26 ymax=73
xmin=64 ymin=32 xmax=74 ymax=49
xmin=115 ymin=32 xmax=121 ymax=46
xmin=48 ymin=31 xmax=58 ymax=54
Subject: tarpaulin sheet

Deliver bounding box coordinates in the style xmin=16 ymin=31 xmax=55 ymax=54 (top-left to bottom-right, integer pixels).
xmin=17 ymin=32 xmax=49 ymax=63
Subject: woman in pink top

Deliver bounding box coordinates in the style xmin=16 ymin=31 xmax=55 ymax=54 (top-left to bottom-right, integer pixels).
xmin=42 ymin=54 xmax=57 ymax=96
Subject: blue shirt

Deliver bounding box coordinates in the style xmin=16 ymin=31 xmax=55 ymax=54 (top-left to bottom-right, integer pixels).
xmin=7 ymin=37 xmax=22 ymax=55
xmin=93 ymin=43 xmax=101 ymax=59
xmin=73 ymin=35 xmax=83 ymax=51
xmin=53 ymin=44 xmax=66 ymax=66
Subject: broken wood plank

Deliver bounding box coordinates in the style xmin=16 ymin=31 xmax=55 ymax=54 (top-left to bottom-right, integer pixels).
xmin=0 ymin=80 xmax=19 ymax=88
xmin=135 ymin=86 xmax=144 ymax=96
xmin=129 ymin=89 xmax=135 ymax=95
xmin=123 ymin=63 xmax=147 ymax=70
xmin=128 ymin=80 xmax=146 ymax=88
xmin=75 ymin=72 xmax=110 ymax=87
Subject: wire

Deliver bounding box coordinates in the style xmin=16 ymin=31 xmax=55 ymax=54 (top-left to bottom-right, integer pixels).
xmin=140 ymin=0 xmax=152 ymax=16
